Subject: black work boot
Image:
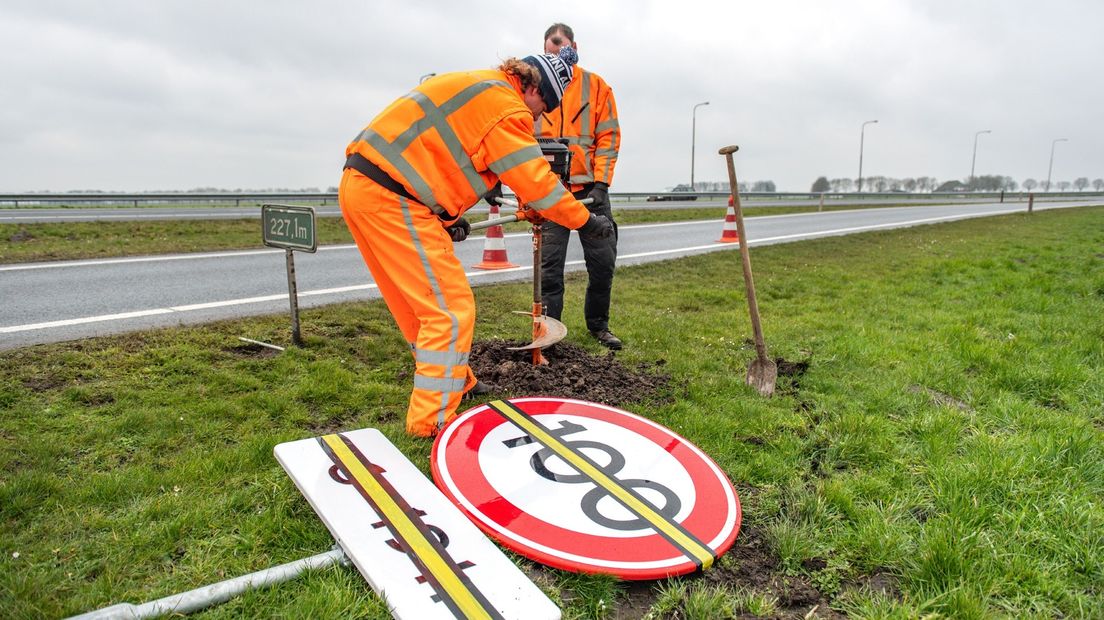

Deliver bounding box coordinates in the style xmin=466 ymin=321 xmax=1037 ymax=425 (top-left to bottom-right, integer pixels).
xmin=462 ymin=380 xmax=495 ymax=401
xmin=589 ymin=330 xmax=623 ymax=350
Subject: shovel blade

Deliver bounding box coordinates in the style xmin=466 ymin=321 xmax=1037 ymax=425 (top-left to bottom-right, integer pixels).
xmin=746 ymin=357 xmax=778 ymax=397
xmin=505 ymin=312 xmax=567 ymax=351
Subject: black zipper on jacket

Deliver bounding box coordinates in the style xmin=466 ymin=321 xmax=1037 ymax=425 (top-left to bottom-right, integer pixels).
xmin=570 ymin=102 xmax=589 ymax=125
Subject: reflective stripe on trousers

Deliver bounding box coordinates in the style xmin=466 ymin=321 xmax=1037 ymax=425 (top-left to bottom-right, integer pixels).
xmin=338 ymin=169 xmax=477 ymax=436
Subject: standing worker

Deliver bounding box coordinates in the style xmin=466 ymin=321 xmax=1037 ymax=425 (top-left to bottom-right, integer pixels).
xmin=339 ymin=51 xmax=614 ymax=438
xmin=537 ymin=23 xmax=624 ymax=350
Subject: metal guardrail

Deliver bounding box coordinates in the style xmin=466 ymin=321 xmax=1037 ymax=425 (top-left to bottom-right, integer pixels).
xmin=1 ymin=190 xmax=1101 ymax=207
xmin=0 ymin=193 xmax=336 ymax=207
xmin=627 ymin=190 xmax=1104 ymax=202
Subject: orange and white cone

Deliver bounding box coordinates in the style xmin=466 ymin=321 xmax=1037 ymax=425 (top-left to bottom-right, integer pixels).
xmin=717 ymin=194 xmax=740 ymax=243
xmin=474 ymin=201 xmax=519 ymax=269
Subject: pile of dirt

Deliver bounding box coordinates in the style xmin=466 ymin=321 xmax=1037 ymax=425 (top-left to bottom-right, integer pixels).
xmin=469 ymin=339 xmax=677 ymax=407
xmin=8 ymin=229 xmax=34 ymax=243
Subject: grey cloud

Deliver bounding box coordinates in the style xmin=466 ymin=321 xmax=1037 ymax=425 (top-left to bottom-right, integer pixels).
xmin=1 ymin=0 xmax=1101 ymax=192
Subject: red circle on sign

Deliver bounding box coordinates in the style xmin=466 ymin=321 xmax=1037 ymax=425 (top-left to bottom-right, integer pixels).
xmin=431 ymin=398 xmax=741 ymax=579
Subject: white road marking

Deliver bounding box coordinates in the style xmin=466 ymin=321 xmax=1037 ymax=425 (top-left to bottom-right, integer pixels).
xmin=0 ymin=286 xmax=378 ymax=333
xmin=0 ymin=206 xmax=1050 ymax=334
xmin=0 ymin=204 xmax=974 ymax=272
xmin=0 ymin=244 xmax=359 ymax=272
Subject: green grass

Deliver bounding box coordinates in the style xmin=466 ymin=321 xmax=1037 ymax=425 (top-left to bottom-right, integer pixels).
xmin=646 ymin=581 xmax=779 ymax=619
xmin=2 ymin=207 xmax=1103 ymax=618
xmin=0 ymin=201 xmax=1011 ymax=264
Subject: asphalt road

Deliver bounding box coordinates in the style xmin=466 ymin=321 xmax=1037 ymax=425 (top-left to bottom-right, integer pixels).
xmin=0 ymin=195 xmax=1029 ymax=223
xmin=1 ymin=200 xmax=1098 ymax=350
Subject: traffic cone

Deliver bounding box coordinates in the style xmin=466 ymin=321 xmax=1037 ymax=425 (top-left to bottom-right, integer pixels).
xmin=717 ymin=194 xmax=740 ymax=243
xmin=474 ymin=201 xmax=519 ymax=269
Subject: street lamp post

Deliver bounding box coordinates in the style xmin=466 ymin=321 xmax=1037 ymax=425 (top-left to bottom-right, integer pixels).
xmin=857 ymin=119 xmax=878 ymax=192
xmin=1045 ymin=138 xmax=1068 ymax=192
xmin=419 ymin=73 xmax=436 ymax=84
xmin=691 ymin=101 xmax=710 ymax=191
xmin=970 ymin=129 xmax=991 ymax=188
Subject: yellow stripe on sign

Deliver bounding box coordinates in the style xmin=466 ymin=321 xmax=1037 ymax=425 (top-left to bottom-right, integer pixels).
xmin=487 ymin=400 xmax=715 ymax=570
xmin=320 ymin=434 xmax=494 ymax=620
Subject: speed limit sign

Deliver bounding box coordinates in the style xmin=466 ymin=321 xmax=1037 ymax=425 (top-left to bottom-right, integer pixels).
xmin=431 ymin=398 xmax=741 ymax=580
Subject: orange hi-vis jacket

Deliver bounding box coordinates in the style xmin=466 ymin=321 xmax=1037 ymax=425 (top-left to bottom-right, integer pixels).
xmin=346 ymin=69 xmax=592 ymax=230
xmin=536 ymin=65 xmax=621 ymax=192
xmin=340 ymin=69 xmax=593 ymax=437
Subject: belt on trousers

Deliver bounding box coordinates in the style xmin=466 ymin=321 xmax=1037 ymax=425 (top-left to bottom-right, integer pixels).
xmin=344 ymin=152 xmax=445 ymax=216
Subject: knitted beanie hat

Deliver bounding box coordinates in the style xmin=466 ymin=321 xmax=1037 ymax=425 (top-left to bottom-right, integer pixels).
xmin=522 ymin=47 xmax=576 ymax=112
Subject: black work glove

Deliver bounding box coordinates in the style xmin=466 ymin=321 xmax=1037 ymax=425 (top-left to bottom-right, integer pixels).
xmin=577 ymin=213 xmax=614 ymax=239
xmin=482 ymin=182 xmax=504 ymax=207
xmin=446 ymin=217 xmax=471 ymax=242
xmin=586 ymin=182 xmax=610 ymax=211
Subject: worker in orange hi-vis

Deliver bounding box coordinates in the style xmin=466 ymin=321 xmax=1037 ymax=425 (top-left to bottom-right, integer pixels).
xmin=537 ymin=23 xmax=624 ymax=351
xmin=339 ymin=49 xmax=614 ymax=438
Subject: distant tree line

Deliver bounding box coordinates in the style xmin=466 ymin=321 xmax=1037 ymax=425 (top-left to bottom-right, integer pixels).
xmin=809 ymin=175 xmax=1104 ymax=193
xmin=690 ymin=181 xmax=776 ymax=193
xmin=28 ymin=176 xmax=1104 ymax=196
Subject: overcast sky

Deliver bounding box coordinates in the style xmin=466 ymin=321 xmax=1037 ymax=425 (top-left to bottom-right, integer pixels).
xmin=2 ymin=0 xmax=1101 ymax=193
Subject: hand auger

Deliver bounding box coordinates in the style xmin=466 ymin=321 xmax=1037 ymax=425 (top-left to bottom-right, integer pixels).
xmin=468 ymin=195 xmax=592 ymax=364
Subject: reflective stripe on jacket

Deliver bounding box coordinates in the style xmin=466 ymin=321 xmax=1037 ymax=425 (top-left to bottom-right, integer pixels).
xmin=345 ymin=69 xmax=590 ymax=230
xmin=536 ymin=65 xmax=620 ymax=191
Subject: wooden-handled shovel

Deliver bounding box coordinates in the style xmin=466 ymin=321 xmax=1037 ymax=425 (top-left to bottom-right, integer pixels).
xmin=719 ymin=145 xmax=777 ymax=397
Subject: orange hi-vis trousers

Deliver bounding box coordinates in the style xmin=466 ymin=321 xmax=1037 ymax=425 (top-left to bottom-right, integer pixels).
xmin=339 ymin=168 xmax=477 ymax=437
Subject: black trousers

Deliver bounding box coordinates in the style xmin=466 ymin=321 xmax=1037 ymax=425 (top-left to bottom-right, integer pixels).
xmin=540 ymin=185 xmax=618 ymax=333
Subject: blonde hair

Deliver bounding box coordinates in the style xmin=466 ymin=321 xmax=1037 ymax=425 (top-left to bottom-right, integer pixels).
xmin=498 ymin=58 xmax=541 ymax=91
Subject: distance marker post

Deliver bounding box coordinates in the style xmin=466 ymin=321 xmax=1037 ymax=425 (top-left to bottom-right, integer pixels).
xmin=261 ymin=203 xmax=317 ymax=346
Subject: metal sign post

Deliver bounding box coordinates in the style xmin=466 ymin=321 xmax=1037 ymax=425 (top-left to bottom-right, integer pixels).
xmin=75 ymin=425 xmax=562 ymax=620
xmin=70 ymin=548 xmax=349 ymax=619
xmin=261 ymin=204 xmax=317 ymax=346
xmin=276 ymin=428 xmax=560 ymax=619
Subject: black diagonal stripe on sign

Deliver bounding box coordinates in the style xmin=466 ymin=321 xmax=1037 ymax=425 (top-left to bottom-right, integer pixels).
xmin=317 ymin=434 xmax=503 ymax=619
xmin=487 ymin=399 xmax=715 ymax=570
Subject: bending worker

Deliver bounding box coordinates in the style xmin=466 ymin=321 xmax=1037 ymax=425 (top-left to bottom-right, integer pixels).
xmin=537 ymin=23 xmax=624 ymax=350
xmin=338 ymin=50 xmax=614 ymax=438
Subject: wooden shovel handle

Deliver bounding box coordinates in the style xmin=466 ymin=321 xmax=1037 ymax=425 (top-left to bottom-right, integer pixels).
xmin=720 ymin=146 xmax=770 ymax=364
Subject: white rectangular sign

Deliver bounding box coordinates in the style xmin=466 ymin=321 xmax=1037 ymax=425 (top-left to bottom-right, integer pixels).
xmin=274 ymin=428 xmax=559 ymax=620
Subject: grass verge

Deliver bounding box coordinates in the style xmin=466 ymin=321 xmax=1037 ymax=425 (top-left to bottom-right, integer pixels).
xmin=2 ymin=207 xmax=1102 ymax=618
